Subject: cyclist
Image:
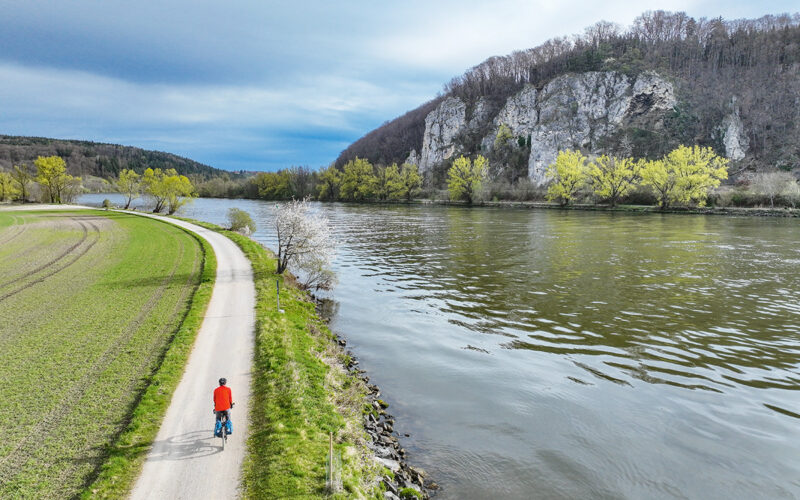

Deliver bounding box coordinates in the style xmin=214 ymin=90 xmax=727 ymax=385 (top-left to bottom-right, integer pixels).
xmin=213 ymin=377 xmax=234 ymax=437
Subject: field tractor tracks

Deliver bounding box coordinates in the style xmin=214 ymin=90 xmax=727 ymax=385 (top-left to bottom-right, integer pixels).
xmin=0 ymin=216 xmax=27 ymax=246
xmin=0 ymin=230 xmax=187 ymax=483
xmin=0 ymin=219 xmax=100 ymax=303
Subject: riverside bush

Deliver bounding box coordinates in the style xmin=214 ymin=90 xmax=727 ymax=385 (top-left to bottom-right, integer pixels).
xmin=227 ymin=207 xmax=256 ymax=234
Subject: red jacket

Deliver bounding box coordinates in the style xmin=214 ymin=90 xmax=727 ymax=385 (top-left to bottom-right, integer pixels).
xmin=213 ymin=385 xmax=233 ymax=411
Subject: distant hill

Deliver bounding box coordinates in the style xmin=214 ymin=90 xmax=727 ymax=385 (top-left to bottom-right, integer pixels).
xmin=0 ymin=135 xmax=233 ymax=179
xmin=337 ymin=11 xmax=800 ymax=184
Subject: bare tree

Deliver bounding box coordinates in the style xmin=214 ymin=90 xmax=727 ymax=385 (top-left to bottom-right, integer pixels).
xmin=11 ymin=164 xmax=32 ymax=201
xmin=274 ymin=198 xmax=336 ymax=290
xmin=751 ymin=172 xmax=800 ymax=207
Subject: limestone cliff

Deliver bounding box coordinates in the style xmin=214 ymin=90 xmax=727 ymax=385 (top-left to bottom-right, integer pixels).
xmin=419 ymin=71 xmax=682 ymax=185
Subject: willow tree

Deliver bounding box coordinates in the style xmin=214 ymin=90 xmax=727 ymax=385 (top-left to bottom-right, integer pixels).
xmin=545 ymin=150 xmax=589 ymax=206
xmin=163 ymin=173 xmax=196 ymax=214
xmin=0 ymin=172 xmax=19 ymax=201
xmin=340 ymin=157 xmax=376 ymax=201
xmin=394 ymin=162 xmax=422 ymax=201
xmin=117 ymin=168 xmax=140 ymax=209
xmin=316 ymin=164 xmax=342 ymax=201
xmin=448 ymin=155 xmax=488 ymax=204
xmin=143 ymin=168 xmax=195 ymax=214
xmin=588 ymin=155 xmax=642 ymax=207
xmin=34 ymin=156 xmax=81 ymax=204
xmin=640 ymin=145 xmax=728 ymax=208
xmin=11 ymin=164 xmax=33 ymax=202
xmin=374 ymin=163 xmax=400 ymax=201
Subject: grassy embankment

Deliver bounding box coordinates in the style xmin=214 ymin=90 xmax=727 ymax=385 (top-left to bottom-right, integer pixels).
xmin=182 ymin=218 xmax=382 ymax=499
xmin=0 ymin=210 xmax=214 ymax=499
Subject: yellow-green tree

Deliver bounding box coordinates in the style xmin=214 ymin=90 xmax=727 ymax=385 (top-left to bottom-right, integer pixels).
xmin=163 ymin=172 xmax=196 ymax=214
xmin=143 ymin=168 xmax=168 ymax=212
xmin=545 ymin=150 xmax=589 ymax=206
xmin=640 ymin=145 xmax=728 ymax=208
xmin=143 ymin=168 xmax=195 ymax=213
xmin=255 ymin=170 xmax=291 ymax=199
xmin=35 ymin=156 xmax=81 ymax=203
xmin=117 ymin=168 xmax=140 ymax=209
xmin=11 ymin=164 xmax=33 ymax=201
xmin=316 ymin=164 xmax=341 ymax=201
xmin=0 ymin=171 xmax=20 ymax=201
xmin=375 ymin=164 xmax=401 ymax=200
xmin=494 ymin=123 xmax=513 ymax=150
xmin=448 ymin=155 xmax=488 ymax=204
xmin=588 ymin=155 xmax=641 ymax=207
xmin=340 ymin=157 xmax=376 ymax=201
xmin=392 ymin=162 xmax=421 ymax=201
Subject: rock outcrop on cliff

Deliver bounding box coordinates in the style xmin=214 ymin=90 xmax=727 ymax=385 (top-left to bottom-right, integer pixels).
xmin=721 ymin=110 xmax=749 ymax=161
xmin=418 ymin=97 xmax=466 ymax=171
xmin=418 ymin=71 xmax=678 ymax=185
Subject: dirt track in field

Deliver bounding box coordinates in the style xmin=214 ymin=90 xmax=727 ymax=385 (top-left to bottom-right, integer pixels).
xmin=0 ymin=217 xmax=101 ymax=302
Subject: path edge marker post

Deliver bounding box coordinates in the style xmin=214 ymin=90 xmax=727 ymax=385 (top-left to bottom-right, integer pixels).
xmin=277 ymin=278 xmax=284 ymax=314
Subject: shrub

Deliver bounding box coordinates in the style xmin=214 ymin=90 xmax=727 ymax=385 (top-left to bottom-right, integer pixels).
xmin=399 ymin=487 xmax=423 ymax=499
xmin=227 ymin=208 xmax=256 ymax=234
xmin=102 ymin=198 xmax=112 ymax=209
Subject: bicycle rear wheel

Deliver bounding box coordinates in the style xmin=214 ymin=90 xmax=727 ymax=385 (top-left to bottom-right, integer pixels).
xmin=222 ymin=419 xmax=227 ymax=449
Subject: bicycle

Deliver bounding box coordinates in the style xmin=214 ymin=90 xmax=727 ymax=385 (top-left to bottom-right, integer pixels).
xmin=214 ymin=403 xmax=234 ymax=449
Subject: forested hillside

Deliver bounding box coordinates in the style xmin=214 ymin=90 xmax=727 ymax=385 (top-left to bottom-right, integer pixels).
xmin=337 ymin=11 xmax=800 ymax=177
xmin=0 ymin=135 xmax=232 ymax=179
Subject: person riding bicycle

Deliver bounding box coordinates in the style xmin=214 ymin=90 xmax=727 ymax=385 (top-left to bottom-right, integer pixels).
xmin=213 ymin=377 xmax=234 ymax=437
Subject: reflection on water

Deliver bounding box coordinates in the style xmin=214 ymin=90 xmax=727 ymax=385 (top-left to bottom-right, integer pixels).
xmin=80 ymin=195 xmax=800 ymax=499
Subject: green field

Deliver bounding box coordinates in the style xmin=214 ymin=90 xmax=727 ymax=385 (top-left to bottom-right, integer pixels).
xmin=0 ymin=210 xmax=206 ymax=499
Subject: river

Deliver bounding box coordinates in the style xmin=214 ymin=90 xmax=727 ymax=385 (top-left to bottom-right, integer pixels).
xmin=80 ymin=194 xmax=800 ymax=499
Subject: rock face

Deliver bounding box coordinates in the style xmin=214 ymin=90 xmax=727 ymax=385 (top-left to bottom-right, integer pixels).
xmin=405 ymin=149 xmax=419 ymax=167
xmin=528 ymin=71 xmax=675 ymax=184
xmin=721 ymin=111 xmax=748 ymax=161
xmin=419 ymin=97 xmax=467 ymax=171
xmin=420 ymin=71 xmax=677 ymax=185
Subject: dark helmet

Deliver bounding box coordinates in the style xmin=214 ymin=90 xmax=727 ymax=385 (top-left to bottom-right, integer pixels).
xmin=219 ymin=377 xmax=227 ymax=385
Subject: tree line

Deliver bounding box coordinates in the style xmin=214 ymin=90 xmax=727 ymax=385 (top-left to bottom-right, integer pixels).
xmin=444 ymin=145 xmax=800 ymax=209
xmin=544 ymin=145 xmax=728 ymax=208
xmin=0 ymin=156 xmax=197 ymax=214
xmin=116 ymin=167 xmax=196 ymax=214
xmin=3 ymin=150 xmax=797 ymax=210
xmin=0 ymin=156 xmax=82 ymax=204
xmin=191 ymin=161 xmax=423 ymax=203
xmin=0 ymin=135 xmax=231 ymax=180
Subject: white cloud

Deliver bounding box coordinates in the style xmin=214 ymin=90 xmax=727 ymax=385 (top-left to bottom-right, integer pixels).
xmin=0 ymin=63 xmax=422 ymax=132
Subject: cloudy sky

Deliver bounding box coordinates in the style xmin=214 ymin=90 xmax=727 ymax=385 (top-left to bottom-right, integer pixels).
xmin=0 ymin=1 xmax=796 ymax=172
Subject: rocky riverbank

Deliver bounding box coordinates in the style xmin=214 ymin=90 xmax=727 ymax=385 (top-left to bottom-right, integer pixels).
xmin=416 ymin=198 xmax=800 ymax=217
xmin=316 ymin=300 xmax=435 ymax=499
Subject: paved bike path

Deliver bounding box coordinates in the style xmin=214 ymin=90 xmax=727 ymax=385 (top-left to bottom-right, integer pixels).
xmin=128 ymin=214 xmax=255 ymax=499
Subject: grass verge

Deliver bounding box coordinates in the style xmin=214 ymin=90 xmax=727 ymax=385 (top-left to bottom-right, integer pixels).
xmin=182 ymin=218 xmax=382 ymax=499
xmin=81 ymin=217 xmax=216 ymax=499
